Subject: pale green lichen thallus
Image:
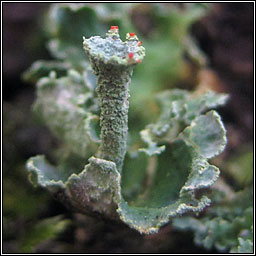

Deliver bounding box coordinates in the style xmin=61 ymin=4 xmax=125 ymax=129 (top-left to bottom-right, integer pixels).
xmin=83 ymin=26 xmax=145 ymax=172
xmin=25 ymin=14 xmax=228 ymax=235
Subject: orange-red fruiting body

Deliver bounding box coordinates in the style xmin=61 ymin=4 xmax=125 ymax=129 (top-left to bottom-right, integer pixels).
xmin=138 ymin=41 xmax=143 ymax=46
xmin=136 ymin=59 xmax=142 ymax=63
xmin=111 ymin=26 xmax=119 ymax=30
xmin=129 ymin=32 xmax=135 ymax=37
xmin=128 ymin=53 xmax=134 ymax=59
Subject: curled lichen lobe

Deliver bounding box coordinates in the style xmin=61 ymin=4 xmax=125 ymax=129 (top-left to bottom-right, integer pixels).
xmin=83 ymin=27 xmax=145 ymax=67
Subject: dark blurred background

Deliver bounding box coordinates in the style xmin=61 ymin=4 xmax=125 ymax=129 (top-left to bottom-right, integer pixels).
xmin=3 ymin=3 xmax=253 ymax=253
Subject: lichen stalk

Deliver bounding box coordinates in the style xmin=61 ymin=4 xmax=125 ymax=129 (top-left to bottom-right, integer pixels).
xmin=83 ymin=27 xmax=145 ymax=173
xmin=96 ymin=65 xmax=133 ymax=172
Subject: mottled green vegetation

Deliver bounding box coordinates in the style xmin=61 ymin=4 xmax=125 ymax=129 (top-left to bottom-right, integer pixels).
xmin=173 ymin=187 xmax=253 ymax=253
xmin=19 ymin=216 xmax=71 ymax=253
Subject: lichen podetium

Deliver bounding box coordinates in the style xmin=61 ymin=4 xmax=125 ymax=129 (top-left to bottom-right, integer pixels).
xmin=83 ymin=27 xmax=145 ymax=173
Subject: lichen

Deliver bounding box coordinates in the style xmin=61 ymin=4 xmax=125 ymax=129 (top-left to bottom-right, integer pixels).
xmin=83 ymin=27 xmax=145 ymax=172
xmin=26 ymin=27 xmax=227 ymax=235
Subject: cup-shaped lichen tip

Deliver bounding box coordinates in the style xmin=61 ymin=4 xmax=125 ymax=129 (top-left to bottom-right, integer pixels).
xmin=83 ymin=27 xmax=145 ymax=67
